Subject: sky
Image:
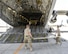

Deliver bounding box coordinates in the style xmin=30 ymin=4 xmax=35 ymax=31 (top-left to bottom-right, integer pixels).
xmin=54 ymin=0 xmax=68 ymax=10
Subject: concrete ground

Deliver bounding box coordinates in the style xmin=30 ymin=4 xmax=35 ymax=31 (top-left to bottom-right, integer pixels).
xmin=0 ymin=39 xmax=68 ymax=54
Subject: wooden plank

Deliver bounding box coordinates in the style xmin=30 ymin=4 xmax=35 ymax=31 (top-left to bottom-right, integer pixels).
xmin=33 ymin=36 xmax=57 ymax=40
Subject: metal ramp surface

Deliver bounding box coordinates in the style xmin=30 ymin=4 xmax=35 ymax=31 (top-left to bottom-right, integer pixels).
xmin=0 ymin=39 xmax=68 ymax=54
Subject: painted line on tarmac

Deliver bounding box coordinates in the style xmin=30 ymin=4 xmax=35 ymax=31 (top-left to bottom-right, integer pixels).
xmin=14 ymin=43 xmax=24 ymax=54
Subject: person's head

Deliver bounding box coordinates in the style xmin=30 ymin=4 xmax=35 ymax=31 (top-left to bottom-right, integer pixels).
xmin=26 ymin=24 xmax=30 ymax=28
xmin=57 ymin=25 xmax=59 ymax=29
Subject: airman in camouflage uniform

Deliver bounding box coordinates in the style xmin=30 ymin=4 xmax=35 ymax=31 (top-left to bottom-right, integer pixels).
xmin=24 ymin=24 xmax=33 ymax=51
xmin=56 ymin=25 xmax=61 ymax=44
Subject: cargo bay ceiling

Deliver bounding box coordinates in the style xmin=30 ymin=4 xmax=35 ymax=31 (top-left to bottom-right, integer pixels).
xmin=0 ymin=0 xmax=56 ymax=27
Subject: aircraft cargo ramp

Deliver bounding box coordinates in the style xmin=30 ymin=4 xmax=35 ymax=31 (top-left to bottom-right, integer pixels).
xmin=0 ymin=26 xmax=48 ymax=43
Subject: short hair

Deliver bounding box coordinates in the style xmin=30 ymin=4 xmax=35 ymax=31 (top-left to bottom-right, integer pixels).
xmin=26 ymin=24 xmax=30 ymax=28
xmin=57 ymin=25 xmax=59 ymax=28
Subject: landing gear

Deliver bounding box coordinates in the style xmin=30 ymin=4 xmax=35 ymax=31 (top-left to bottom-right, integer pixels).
xmin=50 ymin=10 xmax=57 ymax=23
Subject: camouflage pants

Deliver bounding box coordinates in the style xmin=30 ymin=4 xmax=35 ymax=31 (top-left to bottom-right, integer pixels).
xmin=56 ymin=35 xmax=61 ymax=44
xmin=24 ymin=35 xmax=32 ymax=48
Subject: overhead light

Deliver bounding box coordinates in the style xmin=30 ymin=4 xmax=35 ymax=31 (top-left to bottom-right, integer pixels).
xmin=8 ymin=7 xmax=11 ymax=10
xmin=20 ymin=15 xmax=22 ymax=16
xmin=19 ymin=7 xmax=23 ymax=10
xmin=20 ymin=7 xmax=22 ymax=8
xmin=29 ymin=21 xmax=31 ymax=25
xmin=13 ymin=11 xmax=16 ymax=13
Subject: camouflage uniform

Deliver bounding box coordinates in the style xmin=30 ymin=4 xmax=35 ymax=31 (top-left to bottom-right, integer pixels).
xmin=24 ymin=28 xmax=32 ymax=49
xmin=24 ymin=35 xmax=32 ymax=48
xmin=56 ymin=26 xmax=61 ymax=44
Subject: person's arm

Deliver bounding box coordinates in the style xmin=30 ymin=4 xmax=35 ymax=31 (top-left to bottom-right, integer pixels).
xmin=28 ymin=29 xmax=32 ymax=38
xmin=29 ymin=32 xmax=32 ymax=37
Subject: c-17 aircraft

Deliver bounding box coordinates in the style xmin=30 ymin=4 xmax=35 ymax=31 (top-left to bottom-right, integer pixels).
xmin=0 ymin=0 xmax=68 ymax=43
xmin=0 ymin=0 xmax=68 ymax=54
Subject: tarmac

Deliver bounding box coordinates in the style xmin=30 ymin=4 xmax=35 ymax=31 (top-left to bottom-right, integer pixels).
xmin=0 ymin=39 xmax=68 ymax=54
